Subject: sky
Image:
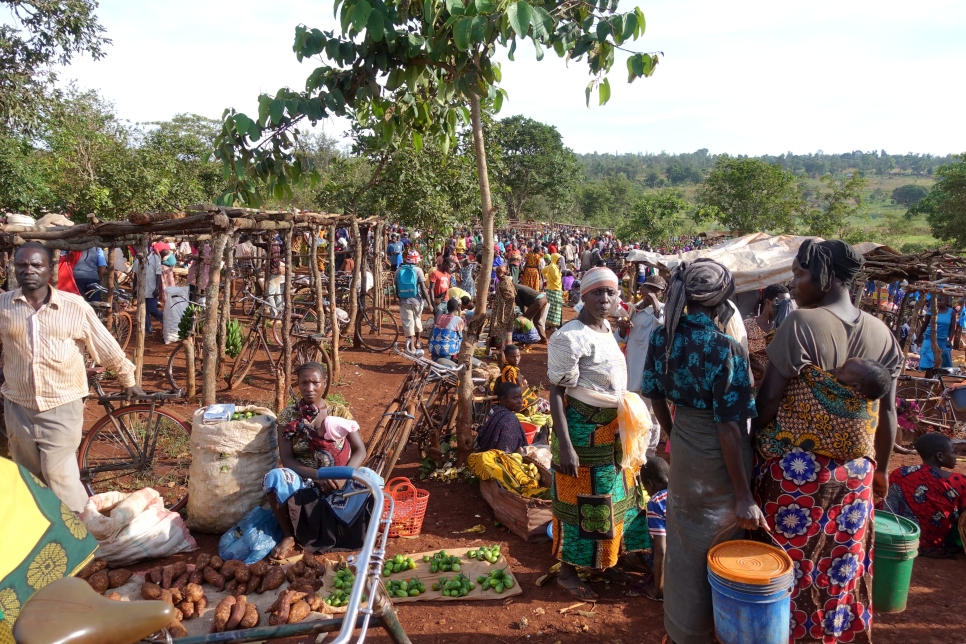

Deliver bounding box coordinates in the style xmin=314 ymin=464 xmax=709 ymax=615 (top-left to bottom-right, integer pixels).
xmin=54 ymin=0 xmax=966 ymax=156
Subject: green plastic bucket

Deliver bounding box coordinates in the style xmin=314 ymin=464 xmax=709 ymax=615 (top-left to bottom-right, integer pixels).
xmin=873 ymin=511 xmax=920 ymax=613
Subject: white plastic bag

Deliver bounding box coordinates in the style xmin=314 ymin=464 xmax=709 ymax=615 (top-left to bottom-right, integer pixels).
xmin=186 ymin=405 xmax=279 ymax=533
xmin=163 ymin=285 xmax=190 ymax=344
xmin=81 ymin=488 xmax=197 ymax=566
xmin=617 ymin=391 xmax=652 ymax=473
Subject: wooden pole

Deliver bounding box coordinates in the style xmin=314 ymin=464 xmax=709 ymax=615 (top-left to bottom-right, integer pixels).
xmin=276 ymin=226 xmax=295 ymax=413
xmin=105 ymin=246 xmax=115 ymax=312
xmin=328 ymin=224 xmax=341 ymax=383
xmin=308 ymin=226 xmax=324 ymax=334
xmin=201 ymin=233 xmax=230 ymax=406
xmin=903 ymin=291 xmax=929 ymax=377
xmin=929 ymin=292 xmax=941 ymax=372
xmin=374 ymin=221 xmax=384 ymax=311
xmin=347 ymin=220 xmax=362 ymax=346
xmin=220 ymin=233 xmax=235 ymax=370
xmin=185 ymin=334 xmax=196 ymax=401
xmin=355 ymin=224 xmax=370 ymax=345
xmin=133 ymin=235 xmax=149 ymax=387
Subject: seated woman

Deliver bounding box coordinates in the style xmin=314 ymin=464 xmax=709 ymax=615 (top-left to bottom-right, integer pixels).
xmin=264 ymin=362 xmax=368 ymax=561
xmin=886 ymin=432 xmax=966 ymax=558
xmin=511 ymin=315 xmax=540 ymax=350
xmin=429 ymin=298 xmax=465 ymax=361
xmin=475 ymin=382 xmax=527 ymax=453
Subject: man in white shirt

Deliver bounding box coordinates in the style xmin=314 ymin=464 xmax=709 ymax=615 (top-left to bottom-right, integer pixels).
xmin=133 ymin=248 xmax=164 ymax=332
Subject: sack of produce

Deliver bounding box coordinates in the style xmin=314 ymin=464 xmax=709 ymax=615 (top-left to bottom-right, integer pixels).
xmin=163 ymin=285 xmax=190 ymax=344
xmin=81 ymin=488 xmax=197 ymax=566
xmin=187 ymin=405 xmax=278 ymax=533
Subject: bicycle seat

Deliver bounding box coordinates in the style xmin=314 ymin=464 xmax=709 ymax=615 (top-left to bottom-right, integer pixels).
xmin=13 ymin=576 xmax=174 ymax=644
xmin=85 ymin=367 xmax=105 ymax=376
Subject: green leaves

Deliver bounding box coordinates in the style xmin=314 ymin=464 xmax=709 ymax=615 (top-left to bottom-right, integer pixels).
xmin=626 ymin=53 xmax=656 ymax=82
xmin=507 ymin=1 xmax=532 ymax=38
xmin=598 ymin=77 xmax=611 ymax=105
xmin=475 ymin=0 xmax=496 ymax=13
xmin=455 ymin=17 xmax=473 ymax=50
xmin=351 ymin=0 xmax=372 ymax=33
xmin=530 ymin=6 xmax=552 ymax=40
xmin=445 ymin=0 xmax=465 ymax=16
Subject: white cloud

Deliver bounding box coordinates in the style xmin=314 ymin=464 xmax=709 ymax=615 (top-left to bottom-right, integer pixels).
xmin=58 ymin=0 xmax=966 ymax=155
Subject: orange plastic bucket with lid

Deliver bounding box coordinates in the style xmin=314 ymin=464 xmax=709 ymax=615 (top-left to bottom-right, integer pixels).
xmin=708 ymin=539 xmax=793 ymax=586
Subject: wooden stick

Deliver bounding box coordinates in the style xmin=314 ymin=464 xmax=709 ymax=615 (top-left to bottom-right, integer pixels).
xmin=355 ymin=223 xmax=370 ymax=346
xmin=219 ymin=233 xmax=236 ymax=371
xmin=347 ymin=221 xmax=361 ymax=346
xmin=201 ymin=233 xmax=230 ymax=406
xmin=277 ymin=226 xmax=295 ymax=414
xmin=133 ymin=235 xmax=149 ymax=387
xmin=328 ymin=225 xmax=340 ymax=384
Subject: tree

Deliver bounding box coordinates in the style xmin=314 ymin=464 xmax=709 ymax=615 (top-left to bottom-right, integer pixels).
xmin=618 ymin=189 xmax=688 ymax=247
xmin=0 ymin=0 xmax=110 ymax=132
xmin=215 ymin=0 xmax=661 ymax=456
xmin=891 ymin=183 xmax=928 ymax=207
xmin=800 ymin=173 xmax=867 ymax=238
xmin=578 ymin=172 xmax=638 ymax=225
xmin=699 ymin=156 xmax=803 ymax=235
xmin=490 ymin=115 xmax=579 ymax=221
xmin=910 ymin=155 xmax=966 ymax=247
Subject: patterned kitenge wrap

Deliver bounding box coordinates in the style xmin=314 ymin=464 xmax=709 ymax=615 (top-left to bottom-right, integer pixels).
xmin=550 ymin=396 xmax=649 ymax=570
xmin=754 ymin=365 xmax=877 ymax=643
xmin=497 ymin=365 xmax=538 ymax=410
xmin=282 ymin=401 xmax=350 ymax=468
xmin=756 ymin=364 xmax=880 ymax=462
xmin=0 ymin=458 xmax=98 ymax=639
xmin=546 ymin=289 xmax=563 ymax=327
xmin=520 ymin=252 xmax=542 ymax=290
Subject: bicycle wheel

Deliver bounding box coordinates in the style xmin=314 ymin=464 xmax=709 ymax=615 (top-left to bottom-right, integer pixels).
xmin=113 ymin=311 xmax=133 ymax=352
xmin=356 ymin=306 xmax=399 ymax=352
xmin=272 ymin=304 xmax=321 ymax=345
xmin=291 ymin=340 xmax=331 ymax=400
xmin=227 ymin=334 xmax=261 ymax=390
xmin=166 ymin=340 xmax=201 ymax=393
xmin=78 ymin=405 xmax=192 ymax=511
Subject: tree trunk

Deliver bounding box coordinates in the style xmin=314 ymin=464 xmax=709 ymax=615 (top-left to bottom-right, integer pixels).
xmin=133 ymin=235 xmax=149 ymax=387
xmin=347 ymin=221 xmax=362 ymax=346
xmin=105 ymin=246 xmax=115 ymax=311
xmin=455 ymin=93 xmax=497 ymax=463
xmin=201 ymin=233 xmax=230 ymax=406
xmin=276 ymin=226 xmax=295 ymax=413
xmin=308 ymin=226 xmax=324 ymax=334
xmin=327 ymin=225 xmax=341 ymax=383
xmin=185 ymin=335 xmax=196 ymax=401
xmin=374 ymin=221 xmax=385 ymax=311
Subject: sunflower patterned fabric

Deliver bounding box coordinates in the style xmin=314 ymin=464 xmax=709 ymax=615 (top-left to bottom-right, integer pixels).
xmin=756 ymin=364 xmax=879 ymax=462
xmin=466 ymin=450 xmax=550 ymax=499
xmin=0 ymin=457 xmax=98 ymax=639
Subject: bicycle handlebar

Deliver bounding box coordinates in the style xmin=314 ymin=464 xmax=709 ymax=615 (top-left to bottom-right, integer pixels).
xmin=393 ymin=343 xmax=465 ymax=375
xmin=315 ymin=466 xmax=356 ymax=480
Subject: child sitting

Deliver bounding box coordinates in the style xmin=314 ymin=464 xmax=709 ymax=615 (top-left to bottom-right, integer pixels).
xmin=474 ymin=382 xmax=527 ymax=453
xmin=428 ymin=298 xmax=465 ymax=361
xmin=833 ymin=357 xmax=893 ymax=400
xmin=640 ymin=457 xmax=669 ymax=601
xmin=886 ymin=432 xmax=966 ymax=558
xmin=496 ymin=344 xmax=538 ymax=410
xmin=512 ymin=315 xmax=540 ymax=349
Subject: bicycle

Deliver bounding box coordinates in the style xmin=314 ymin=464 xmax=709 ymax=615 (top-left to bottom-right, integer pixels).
xmin=225 ymin=293 xmax=332 ymax=398
xmin=895 ymin=368 xmax=966 ymax=444
xmin=14 ymin=466 xmax=412 ymax=644
xmin=88 ymin=283 xmax=134 ymax=352
xmin=77 ymin=368 xmax=191 ymax=511
xmin=293 ymin=279 xmax=399 ymax=353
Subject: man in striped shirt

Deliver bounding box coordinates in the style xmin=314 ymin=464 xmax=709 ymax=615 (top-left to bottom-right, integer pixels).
xmin=0 ymin=242 xmax=143 ymax=511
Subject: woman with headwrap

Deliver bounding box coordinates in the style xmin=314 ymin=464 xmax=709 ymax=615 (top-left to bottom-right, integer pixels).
xmin=754 ymin=239 xmax=902 ymax=644
xmin=487 ymin=265 xmax=516 ymax=351
xmin=744 ymin=283 xmax=792 ymax=383
xmin=542 ymin=252 xmax=564 ymax=330
xmin=640 ymin=259 xmax=761 ymax=644
xmin=520 ymin=245 xmax=543 ymax=291
xmin=547 ymin=267 xmax=651 ymax=600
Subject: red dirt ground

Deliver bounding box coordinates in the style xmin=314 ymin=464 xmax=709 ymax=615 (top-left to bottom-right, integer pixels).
xmin=30 ymin=302 xmax=966 ymax=643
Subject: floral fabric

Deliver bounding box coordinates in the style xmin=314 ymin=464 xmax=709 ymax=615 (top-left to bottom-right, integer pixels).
xmin=281 ymin=401 xmax=351 ymax=468
xmin=756 ymin=364 xmax=880 ymax=462
xmin=885 ymin=464 xmax=966 ymax=550
xmin=640 ymin=312 xmax=757 ymax=423
xmin=755 ymin=450 xmax=875 ymax=643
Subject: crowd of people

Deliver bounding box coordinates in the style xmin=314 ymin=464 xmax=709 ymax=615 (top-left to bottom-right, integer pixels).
xmin=2 ymin=221 xmax=964 ymax=644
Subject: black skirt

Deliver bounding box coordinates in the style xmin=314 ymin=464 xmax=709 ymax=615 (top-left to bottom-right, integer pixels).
xmin=286 ymin=487 xmax=374 ymax=554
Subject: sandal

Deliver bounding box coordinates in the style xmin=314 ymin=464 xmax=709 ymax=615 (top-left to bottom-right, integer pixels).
xmin=269 ymin=538 xmax=304 ymax=564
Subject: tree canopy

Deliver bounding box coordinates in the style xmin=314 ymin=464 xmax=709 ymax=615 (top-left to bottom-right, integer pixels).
xmin=911 ymin=155 xmax=966 ymax=247
xmin=699 ymin=156 xmax=803 ymax=235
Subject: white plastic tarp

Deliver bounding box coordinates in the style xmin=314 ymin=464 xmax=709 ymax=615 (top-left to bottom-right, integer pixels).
xmin=625 ymin=233 xmax=822 ymax=294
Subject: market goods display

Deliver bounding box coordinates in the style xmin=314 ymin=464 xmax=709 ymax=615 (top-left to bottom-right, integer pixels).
xmin=433 ymin=573 xmax=475 ymax=597
xmin=382 ymin=554 xmax=417 ymax=576
xmin=325 ymin=567 xmax=361 ymax=608
xmin=385 ymin=577 xmax=426 ymax=598
xmin=466 ymin=544 xmax=501 ymax=563
xmin=225 ymin=318 xmax=243 ymax=357
xmin=478 ymin=568 xmax=515 ymax=593
xmin=426 ymin=550 xmax=462 ymax=573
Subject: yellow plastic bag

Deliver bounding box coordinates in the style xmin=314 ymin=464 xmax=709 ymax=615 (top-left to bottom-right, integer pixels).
xmin=617 ymin=392 xmax=651 ymax=474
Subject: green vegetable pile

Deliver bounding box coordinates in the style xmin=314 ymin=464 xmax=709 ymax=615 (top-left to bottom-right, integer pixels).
xmin=382 ymin=554 xmax=417 ymax=576
xmin=478 ymin=568 xmax=514 ymax=593
xmin=230 ymin=410 xmax=257 ymax=421
xmin=424 ymin=550 xmax=461 ymax=574
xmin=432 ymin=573 xmax=475 ymax=597
xmin=325 ymin=567 xmax=365 ymax=607
xmin=225 ymin=318 xmax=243 ymax=357
xmin=384 ymin=577 xmax=426 ymax=598
xmin=467 ymin=544 xmax=501 ymax=563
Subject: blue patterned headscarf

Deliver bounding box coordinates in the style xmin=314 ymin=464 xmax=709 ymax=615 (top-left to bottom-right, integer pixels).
xmin=663 ymin=259 xmax=735 ymax=371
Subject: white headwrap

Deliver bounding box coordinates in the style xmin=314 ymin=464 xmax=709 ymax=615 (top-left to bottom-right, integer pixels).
xmin=580 ymin=267 xmax=619 ymax=294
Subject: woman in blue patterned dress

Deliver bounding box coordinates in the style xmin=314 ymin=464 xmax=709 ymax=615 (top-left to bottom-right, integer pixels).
xmin=640 ymin=259 xmax=761 ymax=644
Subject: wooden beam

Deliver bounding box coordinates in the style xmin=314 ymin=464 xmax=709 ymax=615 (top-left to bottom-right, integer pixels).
xmin=201 ymin=233 xmax=230 ymax=406
xmin=133 ymin=235 xmax=149 ymax=387
xmin=328 ymin=224 xmax=340 ymax=384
